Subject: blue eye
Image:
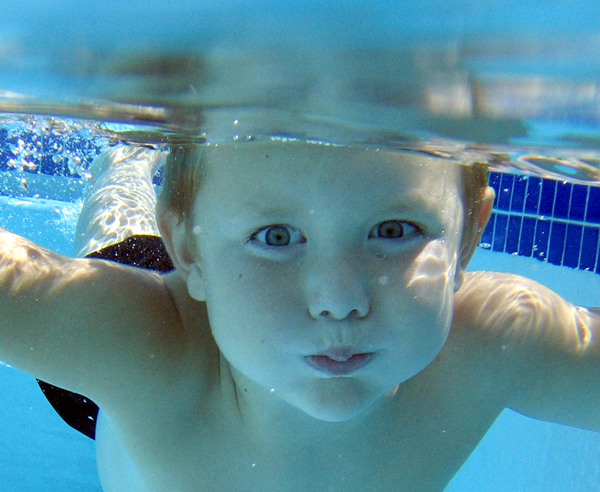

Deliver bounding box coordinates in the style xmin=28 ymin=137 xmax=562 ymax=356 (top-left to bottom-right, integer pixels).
xmin=369 ymin=220 xmax=419 ymax=239
xmin=251 ymin=224 xmax=306 ymax=247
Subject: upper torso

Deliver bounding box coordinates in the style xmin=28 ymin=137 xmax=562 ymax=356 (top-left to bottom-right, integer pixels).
xmin=96 ymin=365 xmax=503 ymax=492
xmin=93 ymin=274 xmax=514 ymax=492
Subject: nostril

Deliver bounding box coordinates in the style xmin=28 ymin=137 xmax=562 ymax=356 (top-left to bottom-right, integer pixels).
xmin=349 ymin=308 xmax=369 ymax=319
xmin=315 ymin=308 xmax=367 ymax=320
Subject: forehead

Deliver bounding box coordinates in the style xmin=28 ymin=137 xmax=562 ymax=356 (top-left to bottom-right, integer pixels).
xmin=197 ymin=142 xmax=463 ymax=218
xmin=204 ymin=142 xmax=462 ymax=195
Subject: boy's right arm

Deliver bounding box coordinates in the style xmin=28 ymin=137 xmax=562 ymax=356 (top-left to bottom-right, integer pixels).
xmin=0 ymin=227 xmax=186 ymax=406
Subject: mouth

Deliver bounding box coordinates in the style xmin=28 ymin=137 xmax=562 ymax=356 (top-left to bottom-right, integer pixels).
xmin=304 ymin=351 xmax=375 ymax=376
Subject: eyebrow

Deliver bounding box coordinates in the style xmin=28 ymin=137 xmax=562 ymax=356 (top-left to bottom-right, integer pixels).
xmin=223 ymin=200 xmax=303 ymax=230
xmin=235 ymin=186 xmax=458 ymax=226
xmin=381 ymin=191 xmax=460 ymax=225
xmin=381 ymin=188 xmax=440 ymax=208
xmin=240 ymin=195 xmax=304 ymax=217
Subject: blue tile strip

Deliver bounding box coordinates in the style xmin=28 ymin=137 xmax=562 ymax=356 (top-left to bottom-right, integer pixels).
xmin=479 ymin=171 xmax=600 ymax=274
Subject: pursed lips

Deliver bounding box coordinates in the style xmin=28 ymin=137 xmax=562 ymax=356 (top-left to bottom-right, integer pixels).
xmin=304 ymin=348 xmax=375 ymax=376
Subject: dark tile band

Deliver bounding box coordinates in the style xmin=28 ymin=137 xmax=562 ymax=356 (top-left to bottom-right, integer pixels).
xmin=480 ymin=172 xmax=600 ymax=274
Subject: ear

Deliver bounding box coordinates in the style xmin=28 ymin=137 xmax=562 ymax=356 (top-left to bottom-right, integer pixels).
xmin=454 ymin=186 xmax=495 ymax=291
xmin=157 ymin=210 xmax=206 ymax=301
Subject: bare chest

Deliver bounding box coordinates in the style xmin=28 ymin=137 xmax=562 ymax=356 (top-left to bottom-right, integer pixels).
xmin=96 ymin=388 xmax=501 ymax=492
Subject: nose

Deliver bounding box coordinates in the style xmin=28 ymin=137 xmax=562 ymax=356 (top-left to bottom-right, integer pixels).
xmin=305 ymin=253 xmax=370 ymax=320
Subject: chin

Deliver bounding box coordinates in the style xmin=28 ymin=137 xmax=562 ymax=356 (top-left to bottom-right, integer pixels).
xmin=292 ymin=378 xmax=382 ymax=422
xmin=302 ymin=405 xmax=368 ymax=423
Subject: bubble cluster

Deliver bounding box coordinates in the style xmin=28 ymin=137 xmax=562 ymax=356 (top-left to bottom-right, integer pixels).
xmin=0 ymin=115 xmax=108 ymax=179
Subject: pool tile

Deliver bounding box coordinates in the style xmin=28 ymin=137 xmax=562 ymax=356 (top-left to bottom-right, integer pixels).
xmin=497 ymin=174 xmax=514 ymax=211
xmin=39 ymin=132 xmax=101 ymax=176
xmin=0 ymin=129 xmax=8 ymax=169
xmin=505 ymin=216 xmax=521 ymax=254
xmin=533 ymin=220 xmax=550 ymax=261
xmin=587 ymin=187 xmax=600 ymax=224
xmin=518 ymin=217 xmax=536 ymax=257
xmin=524 ymin=177 xmax=542 ymax=214
xmin=580 ymin=227 xmax=599 ymax=271
xmin=539 ymin=180 xmax=556 ymax=216
xmin=553 ymin=182 xmax=571 ymax=220
xmin=562 ymin=224 xmax=582 ymax=268
xmin=569 ymin=185 xmax=588 ymax=221
xmin=548 ymin=222 xmax=567 ymax=265
xmin=510 ymin=176 xmax=527 ymax=212
xmin=493 ymin=214 xmax=508 ymax=252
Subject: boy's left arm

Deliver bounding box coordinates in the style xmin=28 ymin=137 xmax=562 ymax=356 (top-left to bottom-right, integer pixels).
xmin=454 ymin=271 xmax=600 ymax=432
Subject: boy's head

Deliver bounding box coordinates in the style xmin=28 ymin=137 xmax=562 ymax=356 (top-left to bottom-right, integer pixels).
xmin=157 ymin=141 xmax=493 ymax=421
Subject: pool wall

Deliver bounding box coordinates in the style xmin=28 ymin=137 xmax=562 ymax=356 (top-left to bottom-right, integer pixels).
xmin=484 ymin=171 xmax=600 ymax=274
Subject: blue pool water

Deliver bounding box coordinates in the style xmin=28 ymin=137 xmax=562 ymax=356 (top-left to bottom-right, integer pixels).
xmin=2 ymin=1 xmax=600 ymax=490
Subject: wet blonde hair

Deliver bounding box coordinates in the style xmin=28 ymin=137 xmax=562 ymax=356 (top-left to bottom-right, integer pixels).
xmin=458 ymin=161 xmax=490 ymax=261
xmin=156 ymin=144 xmax=206 ymax=226
xmin=156 ymin=144 xmax=490 ymax=249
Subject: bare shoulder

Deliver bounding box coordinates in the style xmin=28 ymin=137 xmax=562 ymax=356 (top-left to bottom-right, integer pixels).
xmin=0 ymin=229 xmax=217 ymax=429
xmin=92 ymin=268 xmax=219 ymax=435
xmin=436 ymin=271 xmax=562 ymax=403
xmin=44 ymin=260 xmax=190 ymax=392
xmin=84 ymin=267 xmax=216 ymax=408
xmin=449 ymin=270 xmax=582 ymax=363
xmin=395 ymin=272 xmax=539 ymax=435
xmin=452 ymin=270 xmax=570 ymax=341
xmin=447 ymin=271 xmax=600 ymax=428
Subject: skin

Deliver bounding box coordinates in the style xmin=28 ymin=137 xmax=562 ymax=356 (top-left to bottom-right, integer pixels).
xmin=74 ymin=145 xmax=164 ymax=257
xmin=0 ymin=142 xmax=600 ymax=491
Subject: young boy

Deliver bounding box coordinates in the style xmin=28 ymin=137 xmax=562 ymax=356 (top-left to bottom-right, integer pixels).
xmin=1 ymin=140 xmax=599 ymax=492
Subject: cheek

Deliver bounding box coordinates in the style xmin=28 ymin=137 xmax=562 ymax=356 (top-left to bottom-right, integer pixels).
xmin=202 ymin=259 xmax=306 ymax=384
xmin=406 ymin=240 xmax=457 ymax=309
xmin=378 ymin=241 xmax=457 ymax=349
xmin=202 ymin=253 xmax=304 ymax=336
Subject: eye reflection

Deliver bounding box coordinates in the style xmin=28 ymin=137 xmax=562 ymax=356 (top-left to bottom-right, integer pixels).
xmin=378 ymin=221 xmax=404 ymax=238
xmin=251 ymin=224 xmax=306 ymax=247
xmin=265 ymin=225 xmax=291 ymax=246
xmin=370 ymin=220 xmax=418 ymax=239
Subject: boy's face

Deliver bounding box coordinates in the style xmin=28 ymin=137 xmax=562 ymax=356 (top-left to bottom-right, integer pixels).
xmin=186 ymin=142 xmax=465 ymax=421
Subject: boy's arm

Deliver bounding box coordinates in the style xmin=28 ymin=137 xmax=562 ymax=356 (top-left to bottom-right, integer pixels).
xmin=454 ymin=271 xmax=600 ymax=432
xmin=0 ymin=227 xmax=185 ymax=406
